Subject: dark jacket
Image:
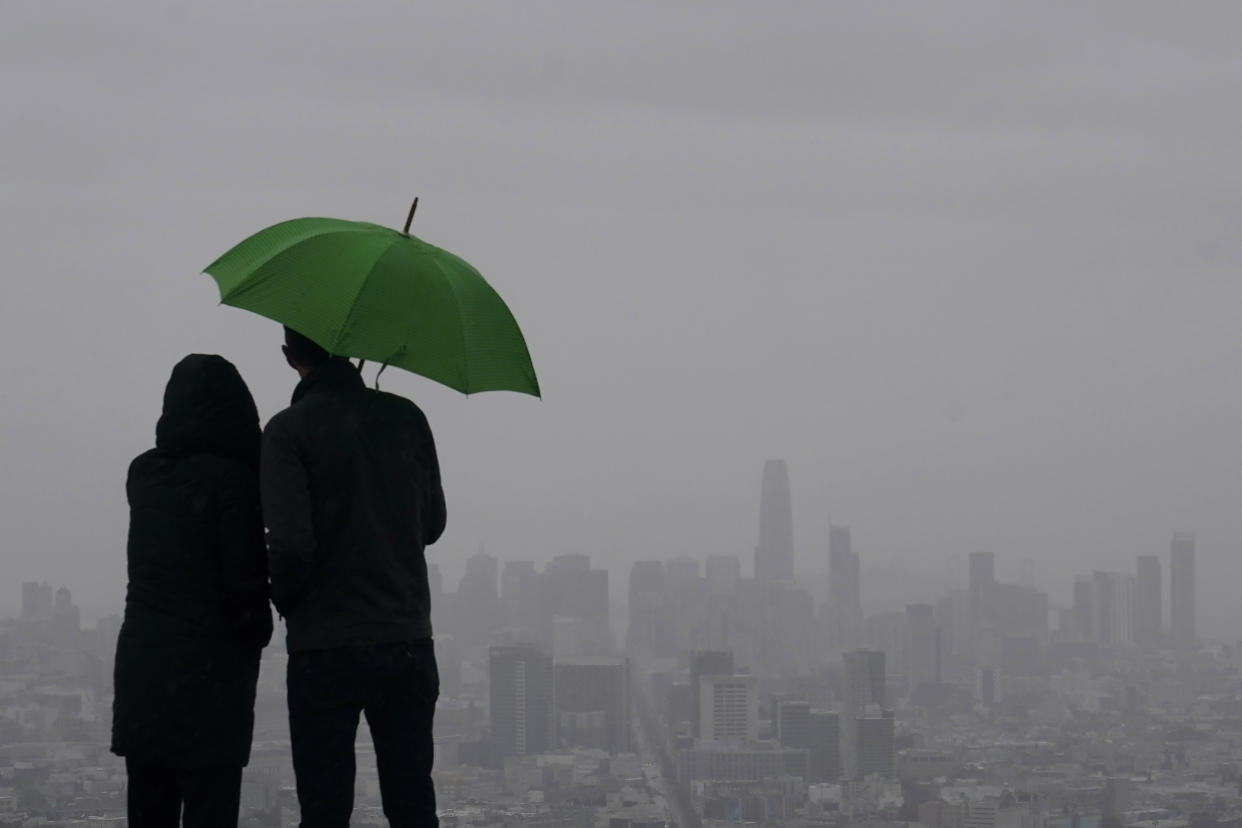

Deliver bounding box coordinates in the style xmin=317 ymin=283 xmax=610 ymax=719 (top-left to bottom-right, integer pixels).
xmin=262 ymin=359 xmax=446 ymax=653
xmin=111 ymin=355 xmax=272 ymax=768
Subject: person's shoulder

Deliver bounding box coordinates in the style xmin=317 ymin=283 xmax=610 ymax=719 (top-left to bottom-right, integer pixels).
xmin=370 ymin=387 xmax=412 ymax=405
xmin=128 ymin=449 xmax=250 ymax=500
xmin=127 ymin=448 xmax=162 ymax=482
xmin=263 ymin=404 xmax=299 ymax=436
xmin=371 ymin=389 xmax=431 ymax=421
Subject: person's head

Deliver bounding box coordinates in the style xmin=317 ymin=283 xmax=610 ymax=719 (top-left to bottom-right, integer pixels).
xmin=156 ymin=354 xmax=261 ymax=468
xmin=282 ymin=326 xmax=331 ymax=377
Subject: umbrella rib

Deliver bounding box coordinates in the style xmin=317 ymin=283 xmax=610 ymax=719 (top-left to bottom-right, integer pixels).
xmin=431 ymin=253 xmax=472 ymax=394
xmin=333 ymin=238 xmax=403 ymax=359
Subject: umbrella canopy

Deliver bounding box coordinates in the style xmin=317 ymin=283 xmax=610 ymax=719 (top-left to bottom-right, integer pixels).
xmin=203 ymin=213 xmax=540 ymax=397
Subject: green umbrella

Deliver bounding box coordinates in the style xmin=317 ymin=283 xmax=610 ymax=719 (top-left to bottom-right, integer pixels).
xmin=203 ymin=201 xmax=540 ymax=397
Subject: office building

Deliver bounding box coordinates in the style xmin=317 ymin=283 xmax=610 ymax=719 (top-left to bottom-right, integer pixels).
xmin=968 ymin=551 xmax=995 ymax=634
xmin=689 ymin=650 xmax=734 ymax=738
xmin=1135 ymin=555 xmax=1162 ymax=645
xmin=679 ymin=742 xmax=809 ymax=782
xmin=699 ymin=674 xmax=758 ymax=742
xmin=843 ymin=648 xmax=886 ymax=712
xmin=666 ymin=557 xmax=702 ymax=592
xmin=775 ymin=700 xmax=810 ymax=748
xmin=458 ymin=551 xmax=501 ymax=650
xmin=1170 ymin=532 xmax=1196 ymax=650
xmin=543 ymin=554 xmax=612 ymax=656
xmin=755 ymin=459 xmax=794 ymax=583
xmin=855 ymin=708 xmax=895 ymax=779
xmin=842 ymin=648 xmax=886 ymax=778
xmin=807 ymin=710 xmax=841 ymax=782
xmin=627 ymin=560 xmax=670 ymax=660
xmin=489 ymin=643 xmax=554 ymax=764
xmin=553 ymin=657 xmax=631 ymax=754
xmin=827 ymin=524 xmax=862 ymax=651
xmin=1090 ymin=571 xmax=1135 ymax=647
xmin=986 ymin=583 xmax=1048 ymax=641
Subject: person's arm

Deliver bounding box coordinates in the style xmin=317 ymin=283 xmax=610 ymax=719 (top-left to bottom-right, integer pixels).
xmin=415 ymin=409 xmax=446 ymax=545
xmin=217 ymin=463 xmax=272 ymax=648
xmin=261 ymin=417 xmax=317 ymax=616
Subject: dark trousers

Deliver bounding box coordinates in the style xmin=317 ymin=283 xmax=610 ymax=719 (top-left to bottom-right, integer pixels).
xmin=125 ymin=759 xmax=242 ymax=828
xmin=288 ymin=638 xmax=439 ymax=828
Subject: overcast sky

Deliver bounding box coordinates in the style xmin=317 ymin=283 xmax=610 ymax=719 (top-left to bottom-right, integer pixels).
xmin=3 ymin=2 xmax=1241 ymax=633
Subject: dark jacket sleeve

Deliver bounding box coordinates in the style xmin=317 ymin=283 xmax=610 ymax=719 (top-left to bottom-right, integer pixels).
xmin=261 ymin=416 xmax=318 ymax=617
xmin=217 ymin=463 xmax=273 ymax=649
xmin=416 ymin=408 xmax=446 ymax=546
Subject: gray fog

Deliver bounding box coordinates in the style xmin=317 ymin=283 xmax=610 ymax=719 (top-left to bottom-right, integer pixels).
xmin=3 ymin=2 xmax=1240 ymax=633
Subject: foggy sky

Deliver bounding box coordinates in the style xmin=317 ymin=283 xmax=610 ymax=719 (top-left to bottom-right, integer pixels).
xmin=3 ymin=2 xmax=1241 ymax=633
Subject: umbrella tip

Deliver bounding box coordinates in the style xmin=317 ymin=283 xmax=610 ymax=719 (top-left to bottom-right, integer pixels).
xmin=403 ymin=197 xmax=419 ymax=235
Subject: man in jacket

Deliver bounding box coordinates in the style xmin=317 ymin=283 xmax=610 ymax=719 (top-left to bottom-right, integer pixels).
xmin=262 ymin=327 xmax=446 ymax=828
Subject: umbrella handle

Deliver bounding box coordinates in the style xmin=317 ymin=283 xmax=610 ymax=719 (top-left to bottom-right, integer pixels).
xmin=357 ymin=359 xmax=366 ymax=372
xmin=375 ymin=362 xmax=389 ymax=390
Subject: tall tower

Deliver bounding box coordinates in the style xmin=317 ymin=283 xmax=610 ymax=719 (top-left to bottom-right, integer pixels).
xmin=827 ymin=524 xmax=862 ymax=652
xmin=489 ymin=643 xmax=554 ymax=765
xmin=968 ymin=551 xmax=995 ymax=634
xmin=1170 ymin=533 xmax=1196 ymax=650
xmin=1135 ymin=555 xmax=1162 ymax=645
xmin=755 ymin=459 xmax=794 ymax=583
xmin=1091 ymin=571 xmax=1135 ymax=647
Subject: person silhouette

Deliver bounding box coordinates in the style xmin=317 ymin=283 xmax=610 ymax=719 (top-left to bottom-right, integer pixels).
xmin=263 ymin=327 xmax=446 ymax=827
xmin=112 ymin=354 xmax=272 ymax=828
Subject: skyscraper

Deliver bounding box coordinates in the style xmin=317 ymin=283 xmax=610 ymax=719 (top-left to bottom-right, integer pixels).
xmin=457 ymin=551 xmax=502 ymax=650
xmin=1090 ymin=571 xmax=1136 ymax=647
xmin=1135 ymin=555 xmax=1162 ymax=645
xmin=827 ymin=524 xmax=862 ymax=652
xmin=855 ymin=708 xmax=895 ymax=779
xmin=489 ymin=643 xmax=554 ymax=765
xmin=689 ymin=650 xmax=734 ymax=738
xmin=699 ymin=674 xmax=758 ymax=742
xmin=844 ymin=648 xmax=886 ymax=711
xmin=627 ymin=560 xmax=670 ymax=660
xmin=554 ymin=657 xmax=631 ymax=753
xmin=755 ymin=459 xmax=794 ymax=583
xmin=501 ymin=560 xmax=542 ymax=641
xmin=1170 ymin=532 xmax=1196 ymax=650
xmin=841 ymin=648 xmax=886 ymax=778
xmin=543 ymin=554 xmax=612 ymax=657
xmin=807 ymin=710 xmax=841 ymax=782
xmin=967 ymin=551 xmax=995 ymax=634
xmin=775 ymin=699 xmax=811 ymax=748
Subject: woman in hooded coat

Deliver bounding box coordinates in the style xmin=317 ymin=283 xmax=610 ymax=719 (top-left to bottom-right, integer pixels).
xmin=111 ymin=354 xmax=272 ymax=828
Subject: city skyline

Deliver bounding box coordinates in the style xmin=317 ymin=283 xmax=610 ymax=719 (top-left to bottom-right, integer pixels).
xmin=0 ymin=499 xmax=1223 ymax=824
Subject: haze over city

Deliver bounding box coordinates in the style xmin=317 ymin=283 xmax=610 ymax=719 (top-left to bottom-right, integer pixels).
xmin=7 ymin=4 xmax=1242 ymax=825
xmin=4 ymin=10 xmax=1242 ymax=630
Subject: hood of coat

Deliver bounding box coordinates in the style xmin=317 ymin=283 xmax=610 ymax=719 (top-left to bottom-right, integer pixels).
xmin=155 ymin=354 xmax=260 ymax=467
